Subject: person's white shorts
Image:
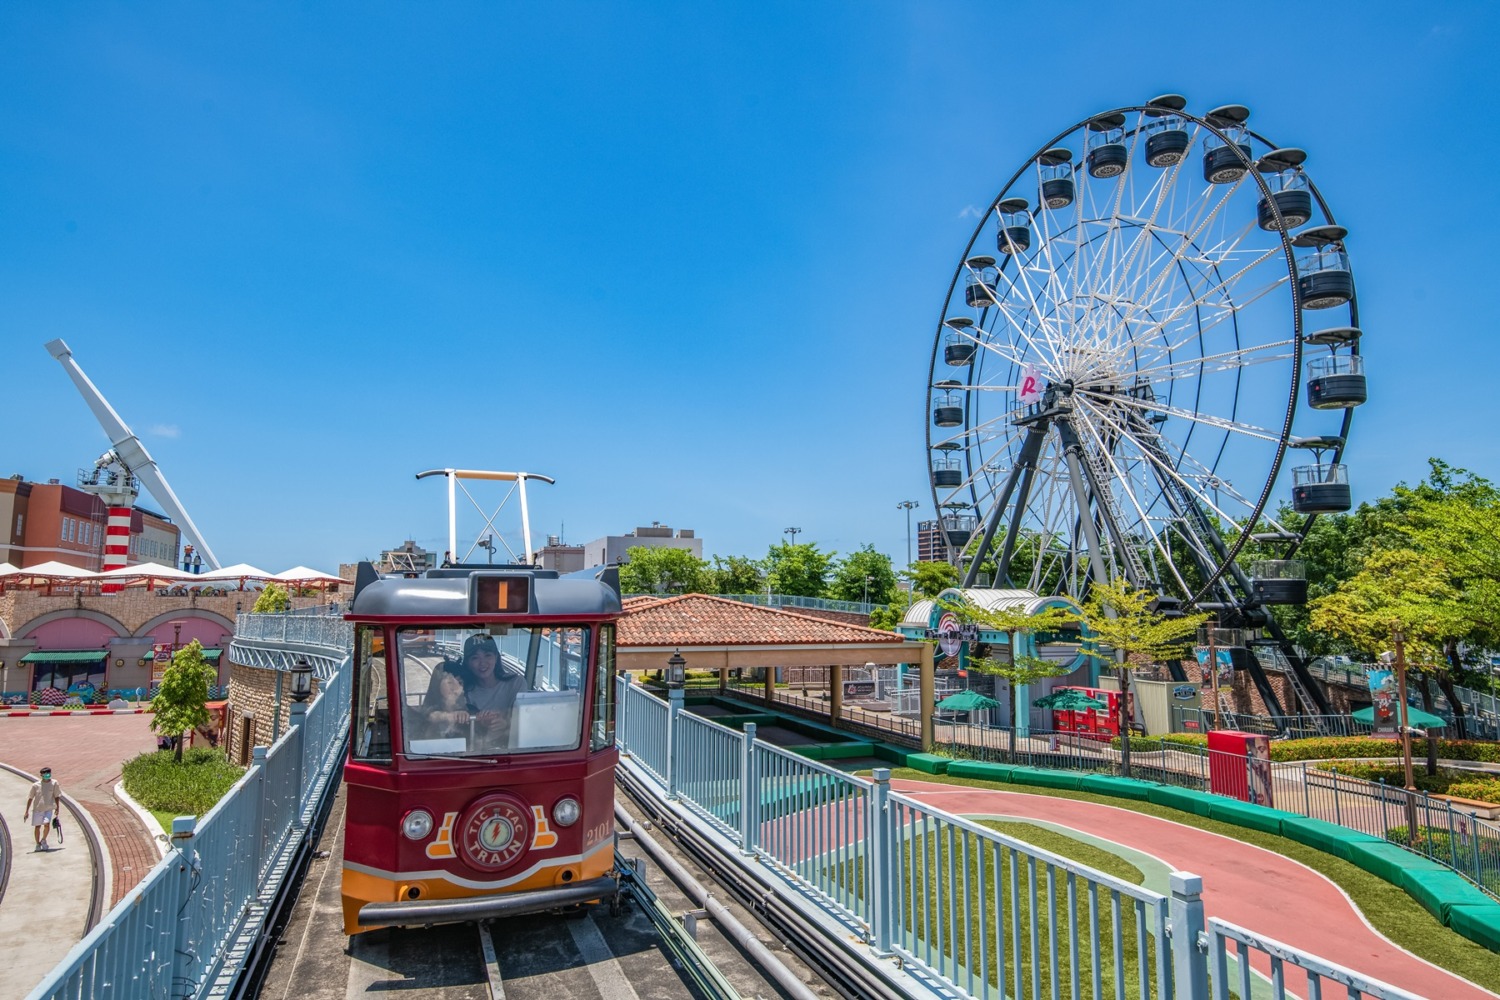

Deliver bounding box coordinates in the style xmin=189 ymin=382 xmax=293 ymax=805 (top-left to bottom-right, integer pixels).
xmin=30 ymin=809 xmax=53 ymax=829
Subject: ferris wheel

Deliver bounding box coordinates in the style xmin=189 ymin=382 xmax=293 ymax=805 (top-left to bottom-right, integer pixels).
xmin=925 ymin=96 xmax=1365 ymax=688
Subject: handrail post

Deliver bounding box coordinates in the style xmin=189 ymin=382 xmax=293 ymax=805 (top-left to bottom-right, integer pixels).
xmin=666 ymin=685 xmax=683 ymax=800
xmin=289 ymin=697 xmax=309 ymax=827
xmin=616 ymin=675 xmax=630 ymax=756
xmin=170 ymin=816 xmax=200 ymax=995
xmin=868 ymin=768 xmax=893 ymax=956
xmin=252 ymin=745 xmax=270 ymax=877
xmin=1169 ymin=871 xmax=1208 ymax=1000
xmin=739 ymin=722 xmax=757 ymax=854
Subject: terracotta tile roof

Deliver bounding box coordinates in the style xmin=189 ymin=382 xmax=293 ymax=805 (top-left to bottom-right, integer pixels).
xmin=618 ymin=593 xmax=907 ymax=647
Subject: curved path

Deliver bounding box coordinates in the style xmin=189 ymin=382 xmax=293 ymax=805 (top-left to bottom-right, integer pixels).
xmin=893 ymin=778 xmax=1498 ymax=1000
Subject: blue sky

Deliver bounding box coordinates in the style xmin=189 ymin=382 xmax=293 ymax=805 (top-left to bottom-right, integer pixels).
xmin=3 ymin=3 xmax=1496 ymax=572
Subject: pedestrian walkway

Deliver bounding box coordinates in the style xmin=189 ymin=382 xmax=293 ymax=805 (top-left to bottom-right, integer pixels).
xmin=894 ymin=778 xmax=1499 ymax=1000
xmin=0 ymin=766 xmax=93 ymax=1000
xmin=0 ymin=714 xmax=162 ymax=906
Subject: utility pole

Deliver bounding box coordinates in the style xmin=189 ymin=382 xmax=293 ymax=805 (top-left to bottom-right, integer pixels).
xmin=897 ymin=500 xmax=918 ymax=571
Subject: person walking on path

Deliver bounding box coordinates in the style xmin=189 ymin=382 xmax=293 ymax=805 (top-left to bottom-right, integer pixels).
xmin=24 ymin=766 xmax=61 ymax=851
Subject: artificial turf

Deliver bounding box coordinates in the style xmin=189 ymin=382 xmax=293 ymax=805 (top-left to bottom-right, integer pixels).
xmin=876 ymin=767 xmax=1500 ymax=995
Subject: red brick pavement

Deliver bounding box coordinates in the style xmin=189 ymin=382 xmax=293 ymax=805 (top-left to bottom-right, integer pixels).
xmin=0 ymin=714 xmax=163 ymax=904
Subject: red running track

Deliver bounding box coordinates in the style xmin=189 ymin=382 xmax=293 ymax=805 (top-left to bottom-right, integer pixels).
xmin=893 ymin=778 xmax=1497 ymax=1000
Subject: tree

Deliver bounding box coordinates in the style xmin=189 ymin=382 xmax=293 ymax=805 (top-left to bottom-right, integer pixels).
xmin=867 ymin=591 xmax=912 ymax=632
xmin=618 ymin=546 xmax=710 ymax=595
xmin=939 ymin=596 xmax=1081 ymax=734
xmin=706 ymin=555 xmax=765 ymax=595
xmin=150 ymin=640 xmax=216 ymax=763
xmin=1078 ymin=578 xmax=1207 ymax=776
xmin=764 ymin=541 xmax=834 ymax=598
xmin=253 ymin=583 xmax=290 ymax=614
xmin=827 ymin=545 xmax=899 ymax=605
xmin=1310 ymin=548 xmax=1477 ymax=736
xmin=906 ymin=560 xmax=958 ymax=598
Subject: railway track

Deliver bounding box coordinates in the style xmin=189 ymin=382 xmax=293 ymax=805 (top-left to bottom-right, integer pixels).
xmin=255 ymin=780 xmax=842 ymax=1000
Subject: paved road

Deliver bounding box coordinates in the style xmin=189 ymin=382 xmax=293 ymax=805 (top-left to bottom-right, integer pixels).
xmin=894 ymin=777 xmax=1499 ymax=1000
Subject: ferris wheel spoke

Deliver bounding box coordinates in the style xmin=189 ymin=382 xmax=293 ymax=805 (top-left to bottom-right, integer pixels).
xmin=1070 ymin=406 xmax=1194 ymax=594
xmin=1124 ymin=341 xmax=1297 ymax=385
xmin=990 ymin=259 xmax=1069 ymax=366
xmin=1084 ymin=401 xmax=1258 ymax=531
xmin=1075 ymin=388 xmax=1282 ymax=443
xmin=1113 ymin=175 xmax=1250 ymax=337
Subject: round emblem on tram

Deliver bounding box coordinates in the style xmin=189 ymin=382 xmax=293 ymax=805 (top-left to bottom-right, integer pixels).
xmin=459 ymin=794 xmax=531 ymax=871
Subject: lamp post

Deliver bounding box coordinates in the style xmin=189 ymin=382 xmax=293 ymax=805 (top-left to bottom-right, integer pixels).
xmin=1393 ymin=628 xmax=1420 ymax=841
xmin=784 ymin=527 xmax=801 ymax=547
xmin=863 ymin=574 xmax=873 ymax=606
xmin=897 ymin=500 xmax=918 ymax=571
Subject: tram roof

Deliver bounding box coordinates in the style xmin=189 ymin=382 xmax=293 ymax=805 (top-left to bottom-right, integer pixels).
xmin=349 ymin=563 xmax=621 ymax=618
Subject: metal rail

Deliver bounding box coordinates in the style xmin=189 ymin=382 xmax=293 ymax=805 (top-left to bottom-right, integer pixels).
xmin=622 ymin=681 xmax=1450 ymax=999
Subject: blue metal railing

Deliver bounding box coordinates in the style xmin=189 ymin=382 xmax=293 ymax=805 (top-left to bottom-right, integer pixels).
xmin=618 ymin=681 xmax=1423 ymax=1000
xmin=30 ymin=612 xmax=351 ymax=1000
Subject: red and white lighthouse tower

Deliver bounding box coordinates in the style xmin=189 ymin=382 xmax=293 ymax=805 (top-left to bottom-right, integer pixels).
xmin=79 ymin=452 xmax=139 ymax=594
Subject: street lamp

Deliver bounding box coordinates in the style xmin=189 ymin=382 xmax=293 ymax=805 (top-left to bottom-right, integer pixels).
xmin=666 ymin=650 xmax=686 ymax=689
xmin=290 ymin=658 xmax=314 ymax=703
xmin=863 ymin=574 xmax=874 ymax=606
xmin=897 ymin=500 xmax=918 ymax=571
xmin=784 ymin=526 xmax=801 ymax=546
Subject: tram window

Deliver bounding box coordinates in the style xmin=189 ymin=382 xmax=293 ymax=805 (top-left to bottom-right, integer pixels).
xmin=590 ymin=625 xmax=616 ymax=751
xmin=397 ymin=625 xmax=590 ymax=757
xmin=352 ymin=626 xmax=391 ymax=762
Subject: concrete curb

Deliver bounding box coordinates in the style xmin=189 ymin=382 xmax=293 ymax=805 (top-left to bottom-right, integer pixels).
xmin=113 ymin=780 xmax=170 ymax=859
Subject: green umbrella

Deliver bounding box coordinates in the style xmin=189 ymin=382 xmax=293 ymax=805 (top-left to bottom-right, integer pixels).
xmin=1352 ymin=705 xmax=1448 ymax=730
xmin=937 ymin=690 xmax=1001 ymax=712
xmin=1034 ymin=689 xmax=1108 ymax=711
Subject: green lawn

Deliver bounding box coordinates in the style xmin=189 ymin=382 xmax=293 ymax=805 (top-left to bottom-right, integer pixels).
xmin=877 ymin=768 xmax=1500 ymax=994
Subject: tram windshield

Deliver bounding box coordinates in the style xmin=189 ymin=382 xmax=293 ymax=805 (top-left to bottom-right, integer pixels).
xmin=396 ymin=625 xmax=589 ymax=757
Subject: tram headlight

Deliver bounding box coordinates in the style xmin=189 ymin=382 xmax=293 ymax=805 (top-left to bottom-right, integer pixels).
xmin=402 ymin=809 xmax=434 ymax=841
xmin=552 ymin=797 xmax=581 ymax=827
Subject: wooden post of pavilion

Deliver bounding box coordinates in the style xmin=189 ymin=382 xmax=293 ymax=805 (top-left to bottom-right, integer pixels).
xmin=919 ymin=642 xmax=936 ymax=751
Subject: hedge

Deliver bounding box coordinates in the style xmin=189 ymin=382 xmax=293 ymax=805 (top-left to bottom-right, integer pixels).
xmin=1157 ymin=733 xmax=1500 ymax=765
xmin=1310 ymin=762 xmax=1500 ymax=804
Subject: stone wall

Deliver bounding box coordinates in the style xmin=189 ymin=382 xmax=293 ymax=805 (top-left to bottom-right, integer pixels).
xmin=0 ymin=590 xmax=338 ymax=637
xmin=224 ymin=659 xmax=323 ymax=766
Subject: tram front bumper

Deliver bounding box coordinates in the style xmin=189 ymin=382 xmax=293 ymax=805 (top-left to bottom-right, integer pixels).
xmin=357 ymin=875 xmax=620 ymax=928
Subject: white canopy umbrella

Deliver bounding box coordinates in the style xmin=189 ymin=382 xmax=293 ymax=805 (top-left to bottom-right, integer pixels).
xmin=96 ymin=562 xmax=200 ymax=587
xmin=195 ymin=562 xmax=275 ymax=591
xmin=12 ymin=560 xmax=99 ymax=579
xmin=4 ymin=561 xmax=99 ymax=592
xmin=271 ymin=564 xmax=345 ymax=596
xmin=270 ymin=566 xmax=343 ymax=584
xmin=0 ymin=562 xmax=20 ymax=577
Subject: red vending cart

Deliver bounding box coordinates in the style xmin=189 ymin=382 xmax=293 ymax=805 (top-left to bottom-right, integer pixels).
xmin=1207 ymin=730 xmax=1273 ymax=805
xmin=1051 ymin=686 xmax=1132 ymax=741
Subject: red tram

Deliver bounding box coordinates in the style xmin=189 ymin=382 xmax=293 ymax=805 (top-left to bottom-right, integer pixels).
xmin=340 ymin=561 xmax=623 ymax=933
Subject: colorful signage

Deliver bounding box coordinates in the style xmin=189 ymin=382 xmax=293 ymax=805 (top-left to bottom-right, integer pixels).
xmin=1365 ymin=666 xmax=1399 ymax=735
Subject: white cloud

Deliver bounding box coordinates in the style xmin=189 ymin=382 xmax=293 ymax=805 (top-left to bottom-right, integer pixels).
xmin=149 ymin=424 xmax=182 ymax=439
xmin=957 ymin=204 xmax=984 ymax=220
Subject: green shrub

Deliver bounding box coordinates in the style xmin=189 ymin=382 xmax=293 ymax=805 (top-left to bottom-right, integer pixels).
xmin=1161 ymin=733 xmax=1208 ymax=750
xmin=1384 ymin=827 xmax=1500 ymax=892
xmin=121 ymin=748 xmax=245 ymax=817
xmin=1313 ymin=761 xmax=1500 ymax=804
xmin=1268 ymin=736 xmax=1500 ymax=763
xmin=1444 ymin=780 xmax=1500 ymax=804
